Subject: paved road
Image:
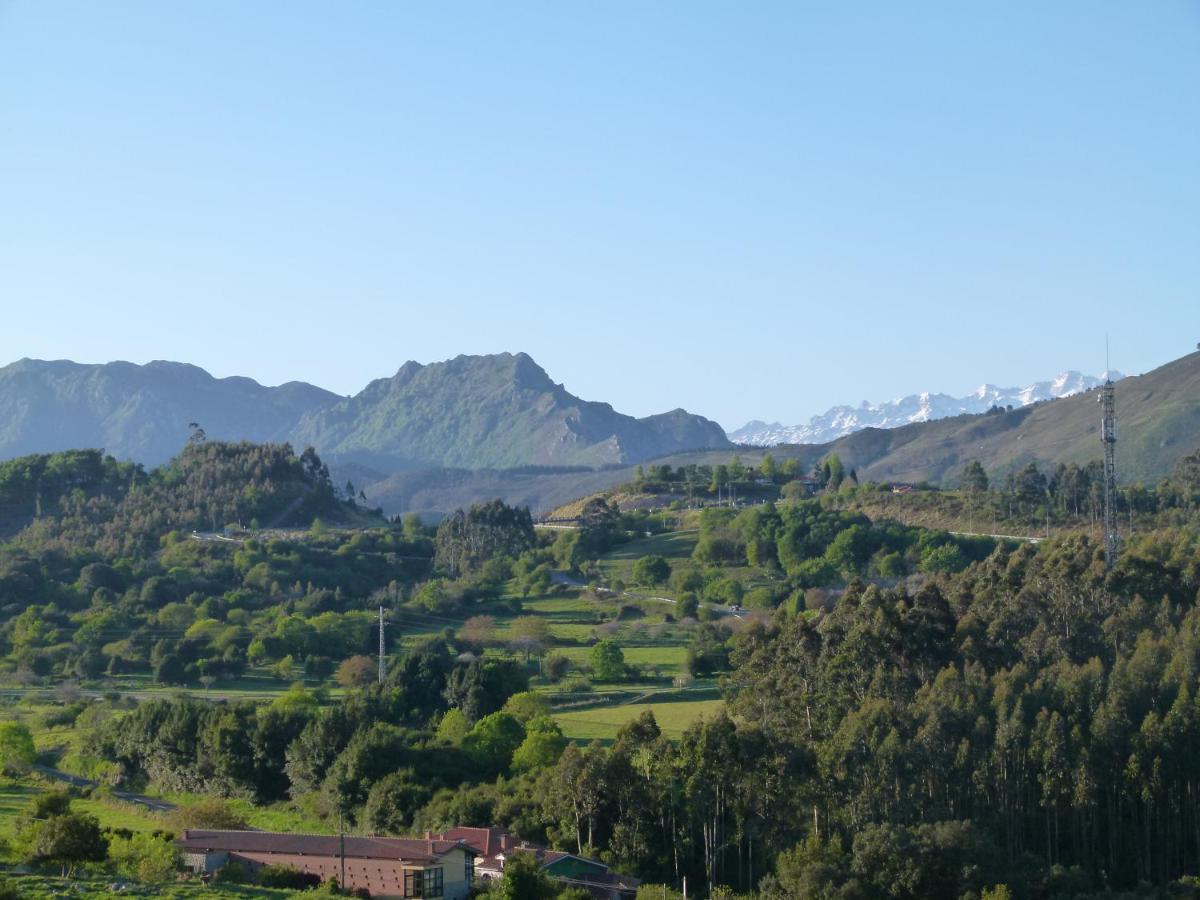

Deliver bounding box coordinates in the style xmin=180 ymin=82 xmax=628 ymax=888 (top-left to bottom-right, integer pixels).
xmin=33 ymin=764 xmax=176 ymax=813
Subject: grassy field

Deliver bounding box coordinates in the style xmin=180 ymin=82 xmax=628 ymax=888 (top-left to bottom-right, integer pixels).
xmin=552 ymin=644 xmax=690 ymax=677
xmin=602 ymin=529 xmax=699 ymax=562
xmin=164 ymin=792 xmax=334 ymax=835
xmin=0 ymin=777 xmax=166 ymax=846
xmin=553 ymin=697 xmax=725 ymax=742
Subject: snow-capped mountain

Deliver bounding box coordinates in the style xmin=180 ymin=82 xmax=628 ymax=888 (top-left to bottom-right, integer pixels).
xmin=728 ymin=370 xmax=1124 ymax=446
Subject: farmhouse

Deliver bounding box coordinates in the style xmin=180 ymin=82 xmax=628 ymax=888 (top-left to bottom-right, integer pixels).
xmin=178 ymin=829 xmax=476 ymax=899
xmin=432 ymin=827 xmax=639 ymax=900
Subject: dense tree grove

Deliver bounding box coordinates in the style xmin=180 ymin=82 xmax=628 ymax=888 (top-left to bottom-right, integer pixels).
xmin=434 ymin=498 xmax=536 ymax=577
xmin=2 ymin=442 xmax=361 ymax=557
xmin=691 ymin=501 xmax=997 ymax=591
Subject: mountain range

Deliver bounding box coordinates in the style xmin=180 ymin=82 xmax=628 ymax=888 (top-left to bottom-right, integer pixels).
xmin=2 ymin=348 xmax=1197 ymax=519
xmin=729 ymin=370 xmax=1124 ymax=446
xmin=361 ymin=350 xmax=1200 ymax=518
xmin=0 ymin=353 xmax=730 ymax=472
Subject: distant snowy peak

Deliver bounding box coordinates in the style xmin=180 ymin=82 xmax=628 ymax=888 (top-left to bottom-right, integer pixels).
xmin=729 ymin=370 xmax=1124 ymax=447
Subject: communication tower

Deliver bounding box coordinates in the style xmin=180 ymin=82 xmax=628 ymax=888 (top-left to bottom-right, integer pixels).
xmin=1099 ymin=370 xmax=1118 ymax=568
xmin=378 ymin=605 xmax=387 ymax=684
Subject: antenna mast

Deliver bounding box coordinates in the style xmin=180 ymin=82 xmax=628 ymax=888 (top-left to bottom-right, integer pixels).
xmin=1099 ymin=344 xmax=1118 ymax=568
xmin=378 ymin=605 xmax=387 ymax=684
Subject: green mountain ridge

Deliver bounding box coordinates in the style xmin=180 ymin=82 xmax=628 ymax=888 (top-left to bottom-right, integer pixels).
xmin=289 ymin=352 xmax=732 ymax=470
xmin=0 ymin=353 xmax=731 ymax=472
xmin=0 ymin=358 xmax=338 ymax=466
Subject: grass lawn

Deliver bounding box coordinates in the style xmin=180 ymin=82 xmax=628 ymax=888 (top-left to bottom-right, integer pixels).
xmin=602 ymin=530 xmax=699 ymax=562
xmin=0 ymin=778 xmax=164 ymax=841
xmin=554 ymin=698 xmax=725 ymax=742
xmin=553 ymin=645 xmax=689 ymax=678
xmin=164 ymin=792 xmax=335 ymax=835
xmin=0 ymin=779 xmax=38 ymax=835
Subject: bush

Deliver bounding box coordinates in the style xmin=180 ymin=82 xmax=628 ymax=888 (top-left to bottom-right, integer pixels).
xmin=108 ymin=831 xmax=180 ymax=881
xmin=560 ymin=675 xmax=593 ymax=694
xmin=260 ymin=863 xmax=321 ymax=889
xmin=0 ymin=721 xmax=36 ymax=775
xmin=542 ymin=653 xmax=570 ymax=682
xmin=591 ymin=640 xmax=626 ymax=682
xmin=335 ymin=654 xmax=377 ymax=688
xmin=631 ymin=554 xmax=671 ymax=586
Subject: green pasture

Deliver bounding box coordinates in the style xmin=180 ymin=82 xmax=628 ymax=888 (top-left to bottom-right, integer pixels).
xmin=552 ymin=644 xmax=689 ymax=679
xmin=165 ymin=792 xmax=334 ymax=835
xmin=0 ymin=778 xmax=164 ymax=843
xmin=553 ymin=698 xmax=725 ymax=742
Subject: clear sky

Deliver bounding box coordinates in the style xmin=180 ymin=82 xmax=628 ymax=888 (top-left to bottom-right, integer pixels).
xmin=1 ymin=2 xmax=1197 ymax=430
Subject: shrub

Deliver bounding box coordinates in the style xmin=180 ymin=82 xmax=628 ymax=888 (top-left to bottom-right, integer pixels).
xmin=542 ymin=653 xmax=570 ymax=682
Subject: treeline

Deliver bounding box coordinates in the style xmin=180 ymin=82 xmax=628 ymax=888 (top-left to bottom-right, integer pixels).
xmin=82 ymin=642 xmax=549 ymax=832
xmin=4 ymin=442 xmax=370 ymax=557
xmin=0 ymin=449 xmax=143 ymax=538
xmin=956 ymin=450 xmax=1200 ymax=524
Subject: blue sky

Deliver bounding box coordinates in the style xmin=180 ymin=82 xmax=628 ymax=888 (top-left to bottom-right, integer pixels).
xmin=1 ymin=2 xmax=1197 ymax=430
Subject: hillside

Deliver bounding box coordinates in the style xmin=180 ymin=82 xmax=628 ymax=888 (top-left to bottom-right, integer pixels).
xmin=6 ymin=441 xmax=377 ymax=554
xmin=0 ymin=359 xmax=337 ymax=467
xmin=815 ymin=350 xmax=1200 ymax=486
xmin=730 ymin=369 xmax=1120 ymax=445
xmin=289 ymin=352 xmax=730 ymax=471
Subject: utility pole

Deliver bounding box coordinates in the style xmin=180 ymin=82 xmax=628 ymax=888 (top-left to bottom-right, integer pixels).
xmin=1099 ymin=355 xmax=1119 ymax=569
xmin=377 ymin=605 xmax=387 ymax=684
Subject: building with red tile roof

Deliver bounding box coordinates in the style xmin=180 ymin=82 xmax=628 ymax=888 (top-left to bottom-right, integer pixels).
xmin=178 ymin=829 xmax=477 ymax=899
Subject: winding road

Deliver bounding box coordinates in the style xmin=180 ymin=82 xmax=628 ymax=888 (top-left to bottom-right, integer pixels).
xmin=33 ymin=764 xmax=176 ymax=813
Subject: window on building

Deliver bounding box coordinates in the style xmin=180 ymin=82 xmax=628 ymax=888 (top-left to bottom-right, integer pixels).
xmin=404 ymin=869 xmax=422 ymax=898
xmin=426 ymin=867 xmax=443 ymax=898
xmin=465 ymin=854 xmax=475 ymax=888
xmin=404 ymin=867 xmax=443 ymax=898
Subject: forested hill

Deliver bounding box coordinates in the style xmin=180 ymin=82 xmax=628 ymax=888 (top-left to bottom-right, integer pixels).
xmin=0 ymin=354 xmax=730 ymax=471
xmin=1 ymin=441 xmax=374 ymax=554
xmin=0 ymin=358 xmax=337 ymax=467
xmin=288 ymin=352 xmax=730 ymax=470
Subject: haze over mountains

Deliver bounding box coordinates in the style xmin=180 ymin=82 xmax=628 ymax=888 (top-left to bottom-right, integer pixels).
xmin=729 ymin=370 xmax=1124 ymax=446
xmin=0 ymin=353 xmax=730 ymax=472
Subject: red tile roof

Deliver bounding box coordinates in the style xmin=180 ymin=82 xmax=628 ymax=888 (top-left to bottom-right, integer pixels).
xmin=178 ymin=830 xmax=473 ymax=863
xmin=433 ymin=826 xmax=509 ymax=859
